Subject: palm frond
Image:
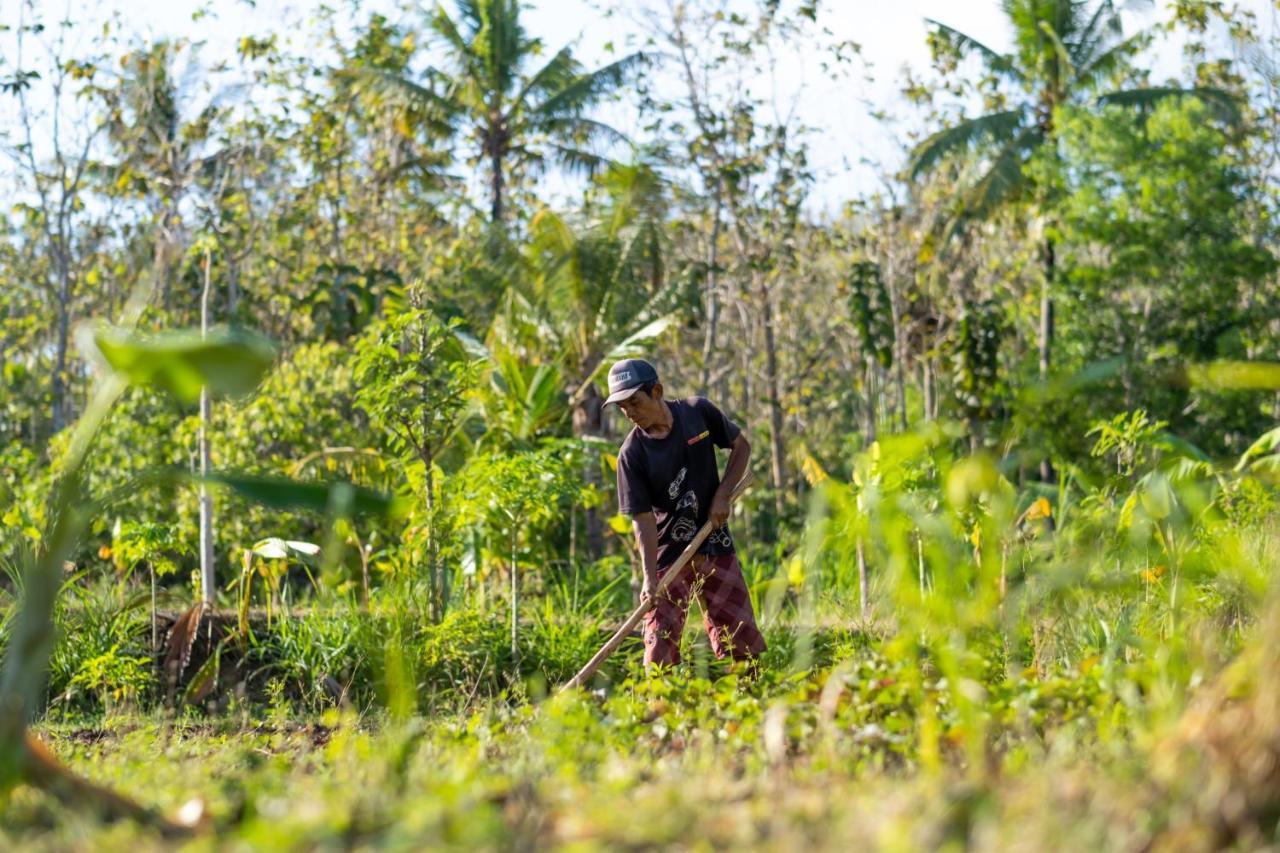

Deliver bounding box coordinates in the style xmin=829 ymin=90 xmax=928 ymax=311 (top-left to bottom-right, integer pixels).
xmin=1097 ymin=86 xmax=1243 ymax=126
xmin=508 ymin=45 xmax=580 ymax=117
xmin=907 ymin=109 xmax=1026 ymax=179
xmin=548 ymin=144 xmax=616 ymax=178
xmin=533 ymin=52 xmax=645 ymax=119
xmin=430 ymin=3 xmax=473 ymax=59
xmin=955 ymin=124 xmax=1045 ymax=226
xmin=353 ymin=68 xmax=457 ymax=126
xmin=528 ymin=208 xmax=577 ymax=257
xmin=567 ymin=313 xmax=679 ymax=404
xmin=925 ymin=18 xmax=1024 ymax=82
xmin=1074 ymin=29 xmax=1148 ymax=86
xmin=481 ymin=0 xmax=528 ymax=97
xmin=537 ymin=115 xmax=633 ymax=151
xmin=1038 ymin=20 xmax=1075 ymax=89
xmin=1072 ymin=0 xmax=1122 ymax=67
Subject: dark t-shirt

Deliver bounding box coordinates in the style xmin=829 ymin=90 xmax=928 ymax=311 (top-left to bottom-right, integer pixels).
xmin=616 ymin=397 xmax=742 ymax=571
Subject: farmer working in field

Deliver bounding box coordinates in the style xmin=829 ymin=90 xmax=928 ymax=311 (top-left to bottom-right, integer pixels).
xmin=606 ymin=358 xmax=766 ymax=671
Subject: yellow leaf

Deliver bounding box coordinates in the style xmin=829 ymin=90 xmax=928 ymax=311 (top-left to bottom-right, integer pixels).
xmin=801 ymin=453 xmax=828 ymax=486
xmin=969 ymin=524 xmax=982 ymax=549
xmin=917 ymin=232 xmax=936 ymax=265
xmin=1025 ymin=497 xmax=1052 ymax=520
xmin=786 ymin=555 xmax=805 ymax=588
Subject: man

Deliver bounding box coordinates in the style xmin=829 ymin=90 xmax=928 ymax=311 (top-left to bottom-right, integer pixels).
xmin=605 ymin=357 xmax=766 ymax=671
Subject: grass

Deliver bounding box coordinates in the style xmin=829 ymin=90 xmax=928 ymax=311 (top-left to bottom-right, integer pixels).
xmin=7 ymin=426 xmax=1280 ymax=848
xmin=6 ymin=589 xmax=1278 ymax=850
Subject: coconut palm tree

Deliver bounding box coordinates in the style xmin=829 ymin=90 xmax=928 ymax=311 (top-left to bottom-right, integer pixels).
xmin=907 ymin=0 xmax=1239 ymax=473
xmin=364 ymin=0 xmax=643 ymax=225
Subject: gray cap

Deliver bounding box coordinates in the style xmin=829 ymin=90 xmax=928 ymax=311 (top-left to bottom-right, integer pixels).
xmin=604 ymin=358 xmax=659 ymax=405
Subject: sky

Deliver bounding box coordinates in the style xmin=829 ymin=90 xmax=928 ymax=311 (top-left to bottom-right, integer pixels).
xmin=6 ymin=0 xmax=1274 ymax=212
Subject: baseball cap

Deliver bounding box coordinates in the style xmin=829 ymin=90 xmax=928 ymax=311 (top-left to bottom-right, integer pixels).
xmin=604 ymin=358 xmax=659 ymax=406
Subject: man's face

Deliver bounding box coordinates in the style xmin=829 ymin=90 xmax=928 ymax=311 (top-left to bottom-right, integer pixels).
xmin=617 ymin=385 xmax=665 ymax=429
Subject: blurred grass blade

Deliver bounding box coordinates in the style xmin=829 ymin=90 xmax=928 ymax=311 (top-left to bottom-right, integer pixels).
xmin=1186 ymin=361 xmax=1280 ymax=392
xmin=95 ymin=326 xmax=276 ymax=403
xmin=202 ymin=472 xmax=404 ymax=518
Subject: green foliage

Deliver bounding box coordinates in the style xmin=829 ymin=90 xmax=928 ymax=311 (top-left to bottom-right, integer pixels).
xmin=847 ymin=260 xmax=893 ymax=368
xmin=110 ymin=520 xmax=183 ymax=579
xmin=456 ymin=444 xmax=585 ymax=531
xmin=6 ymin=0 xmax=1280 ymax=841
xmin=1087 ymin=409 xmax=1168 ymax=480
xmin=950 ymin=299 xmax=1004 ymax=430
xmin=47 ymin=579 xmax=153 ymax=716
xmin=354 ymin=308 xmax=477 ymax=469
xmin=67 ymin=645 xmax=154 ymax=714
xmin=1053 ymin=98 xmax=1277 ymax=456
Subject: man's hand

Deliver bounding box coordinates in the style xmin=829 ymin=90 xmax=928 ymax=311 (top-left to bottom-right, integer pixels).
xmin=640 ymin=573 xmax=658 ymax=611
xmin=708 ymin=491 xmax=732 ymax=528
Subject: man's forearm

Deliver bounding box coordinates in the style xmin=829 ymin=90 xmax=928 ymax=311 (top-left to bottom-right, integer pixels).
xmin=633 ymin=512 xmax=660 ymax=587
xmin=716 ymin=434 xmax=751 ymax=501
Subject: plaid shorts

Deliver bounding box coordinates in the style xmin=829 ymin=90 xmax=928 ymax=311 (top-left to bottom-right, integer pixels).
xmin=644 ymin=552 xmax=766 ymax=666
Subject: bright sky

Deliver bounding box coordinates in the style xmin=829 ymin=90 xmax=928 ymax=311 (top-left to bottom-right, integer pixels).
xmin=7 ymin=0 xmax=1274 ymax=212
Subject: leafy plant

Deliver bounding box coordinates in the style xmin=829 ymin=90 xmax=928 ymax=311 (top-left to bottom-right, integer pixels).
xmin=456 ymin=445 xmax=587 ymax=671
xmin=355 ymin=306 xmax=480 ymax=620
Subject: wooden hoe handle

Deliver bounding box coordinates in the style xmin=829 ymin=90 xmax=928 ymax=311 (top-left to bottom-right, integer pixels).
xmin=559 ymin=471 xmax=755 ymax=693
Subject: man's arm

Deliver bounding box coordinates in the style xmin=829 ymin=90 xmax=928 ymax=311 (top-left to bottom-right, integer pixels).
xmin=632 ymin=511 xmax=660 ymax=608
xmin=709 ymin=432 xmax=750 ymax=527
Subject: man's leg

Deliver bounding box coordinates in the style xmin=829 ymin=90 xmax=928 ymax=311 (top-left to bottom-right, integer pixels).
xmin=696 ymin=553 xmax=767 ymax=665
xmin=643 ymin=566 xmax=692 ymax=668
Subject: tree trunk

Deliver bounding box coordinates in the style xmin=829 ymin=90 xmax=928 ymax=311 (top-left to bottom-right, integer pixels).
xmin=156 ymin=200 xmax=181 ymax=316
xmin=922 ymin=357 xmax=936 ymax=423
xmin=50 ymin=250 xmax=72 ymax=435
xmin=490 ymin=147 xmax=504 ymax=226
xmin=884 ymin=252 xmax=909 ymax=432
xmin=198 ymin=250 xmax=215 ymax=606
xmin=864 ymin=358 xmax=878 ymax=446
xmin=510 ymin=524 xmax=519 ymax=670
xmin=760 ymin=277 xmax=786 ymax=520
xmin=571 ymin=383 xmax=605 ymax=561
xmin=856 ymin=535 xmax=869 ymax=622
xmin=699 ymin=183 xmax=724 ymax=395
xmin=1039 ymin=236 xmax=1056 ymax=483
xmin=227 ymin=256 xmax=240 ymax=320
xmin=422 ymin=441 xmax=438 ymax=622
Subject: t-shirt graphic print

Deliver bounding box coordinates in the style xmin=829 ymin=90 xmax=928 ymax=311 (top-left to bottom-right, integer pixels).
xmin=616 ymin=397 xmax=742 ymax=571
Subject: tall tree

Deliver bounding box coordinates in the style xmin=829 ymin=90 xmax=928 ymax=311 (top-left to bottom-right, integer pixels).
xmin=102 ymin=39 xmax=224 ymax=317
xmin=365 ymin=0 xmax=642 ymax=225
xmin=646 ymin=0 xmax=850 ymax=521
xmin=906 ymin=0 xmax=1238 ymax=477
xmin=3 ymin=1 xmax=112 ymax=436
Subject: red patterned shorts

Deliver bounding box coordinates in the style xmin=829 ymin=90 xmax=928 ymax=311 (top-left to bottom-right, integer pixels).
xmin=644 ymin=552 xmax=766 ymax=666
